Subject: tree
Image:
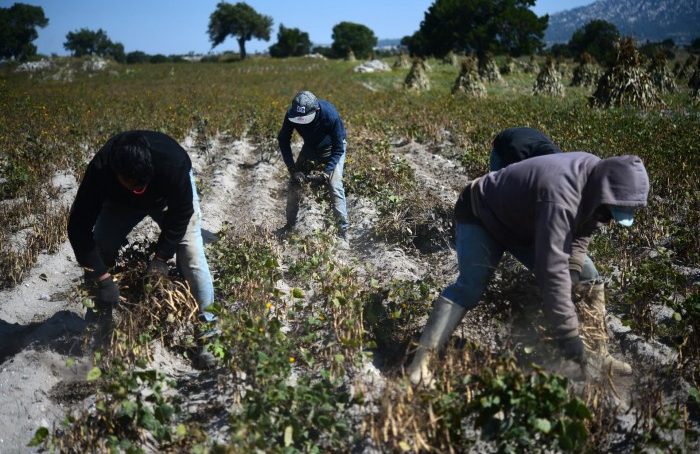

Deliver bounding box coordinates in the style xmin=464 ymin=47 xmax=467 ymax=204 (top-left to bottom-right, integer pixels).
xmin=568 ymin=20 xmax=620 ymax=67
xmin=207 ymin=2 xmax=272 ymax=60
xmin=406 ymin=0 xmax=547 ymax=58
xmin=269 ymin=24 xmax=311 ymax=58
xmin=64 ymin=28 xmax=125 ymax=62
xmin=331 ymin=22 xmax=377 ymax=59
xmin=0 ymin=3 xmax=48 ymax=61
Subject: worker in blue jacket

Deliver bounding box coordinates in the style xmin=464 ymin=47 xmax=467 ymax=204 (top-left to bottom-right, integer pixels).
xmin=277 ymin=91 xmax=349 ymax=237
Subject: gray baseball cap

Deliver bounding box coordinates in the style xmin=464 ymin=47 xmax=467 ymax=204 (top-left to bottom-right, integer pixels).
xmin=287 ymin=91 xmax=319 ymax=124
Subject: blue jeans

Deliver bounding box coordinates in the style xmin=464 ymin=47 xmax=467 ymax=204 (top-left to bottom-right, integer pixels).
xmin=286 ymin=141 xmax=349 ymax=232
xmin=488 ymin=149 xmax=598 ymax=282
xmin=442 ymin=222 xmax=598 ymax=308
xmin=93 ymin=171 xmax=215 ymax=321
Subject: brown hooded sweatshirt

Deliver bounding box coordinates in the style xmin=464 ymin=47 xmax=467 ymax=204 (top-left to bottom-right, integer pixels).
xmin=463 ymin=152 xmax=649 ymax=338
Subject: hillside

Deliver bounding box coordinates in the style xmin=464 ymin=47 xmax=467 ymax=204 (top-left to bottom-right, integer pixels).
xmin=545 ymin=0 xmax=700 ymax=44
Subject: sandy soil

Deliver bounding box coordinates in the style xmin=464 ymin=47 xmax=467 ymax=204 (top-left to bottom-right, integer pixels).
xmin=0 ymin=133 xmax=688 ymax=452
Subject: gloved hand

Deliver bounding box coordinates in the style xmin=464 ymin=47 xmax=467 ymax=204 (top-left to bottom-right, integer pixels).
xmin=292 ymin=171 xmax=306 ymax=185
xmin=557 ymin=335 xmax=586 ymax=364
xmin=322 ymin=171 xmax=331 ymax=184
xmin=96 ymin=276 xmax=120 ymax=308
xmin=146 ymin=257 xmax=169 ymax=276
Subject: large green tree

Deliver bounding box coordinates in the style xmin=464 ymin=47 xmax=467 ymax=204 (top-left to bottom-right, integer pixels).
xmin=0 ymin=3 xmax=48 ymax=61
xmin=568 ymin=20 xmax=620 ymax=67
xmin=405 ymin=0 xmax=547 ymax=58
xmin=331 ymin=22 xmax=377 ymax=59
xmin=208 ymin=2 xmax=273 ymax=60
xmin=269 ymin=24 xmax=311 ymax=58
xmin=64 ymin=28 xmax=125 ymax=62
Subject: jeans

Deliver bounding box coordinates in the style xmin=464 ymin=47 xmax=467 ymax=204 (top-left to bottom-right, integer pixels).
xmin=93 ymin=171 xmax=215 ymax=321
xmin=488 ymin=149 xmax=598 ymax=282
xmin=442 ymin=222 xmax=598 ymax=309
xmin=286 ymin=141 xmax=349 ymax=232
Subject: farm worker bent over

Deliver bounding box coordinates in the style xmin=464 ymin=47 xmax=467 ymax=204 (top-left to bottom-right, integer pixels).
xmin=278 ymin=90 xmax=349 ymax=237
xmin=490 ymin=127 xmax=630 ymax=375
xmin=67 ymin=130 xmax=216 ymax=368
xmin=407 ymin=151 xmax=649 ymax=386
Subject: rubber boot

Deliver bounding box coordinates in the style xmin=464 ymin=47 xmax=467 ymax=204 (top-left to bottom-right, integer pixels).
xmin=573 ymin=280 xmax=632 ymax=376
xmin=407 ymin=296 xmax=468 ymax=387
xmin=194 ymin=322 xmax=219 ymax=370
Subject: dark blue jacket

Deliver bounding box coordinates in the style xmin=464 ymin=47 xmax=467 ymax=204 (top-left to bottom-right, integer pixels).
xmin=277 ymin=99 xmax=346 ymax=174
xmin=492 ymin=127 xmax=562 ymax=168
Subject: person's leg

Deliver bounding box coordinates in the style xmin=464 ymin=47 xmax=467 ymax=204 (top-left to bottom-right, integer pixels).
xmin=328 ymin=144 xmax=349 ymax=233
xmin=409 ymin=222 xmax=504 ymax=385
xmin=93 ymin=202 xmax=147 ymax=267
xmin=165 ymin=172 xmax=215 ymax=321
xmin=441 ymin=222 xmax=505 ymax=309
xmin=285 ymin=148 xmax=313 ymax=228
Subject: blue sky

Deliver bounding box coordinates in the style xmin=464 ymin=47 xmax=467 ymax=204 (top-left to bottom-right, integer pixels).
xmin=2 ymin=0 xmax=595 ymax=56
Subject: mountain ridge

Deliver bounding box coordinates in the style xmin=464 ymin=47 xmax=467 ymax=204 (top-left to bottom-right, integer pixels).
xmin=545 ymin=0 xmax=700 ymax=44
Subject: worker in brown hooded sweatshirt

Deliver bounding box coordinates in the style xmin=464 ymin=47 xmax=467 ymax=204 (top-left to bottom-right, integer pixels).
xmin=407 ymin=152 xmax=649 ymax=386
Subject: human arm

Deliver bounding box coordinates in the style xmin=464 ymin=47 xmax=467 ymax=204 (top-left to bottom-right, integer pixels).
xmin=277 ymin=119 xmax=296 ymax=173
xmin=156 ymin=165 xmax=194 ymax=261
xmin=67 ymin=160 xmax=109 ymax=277
xmin=533 ymin=202 xmax=580 ymax=340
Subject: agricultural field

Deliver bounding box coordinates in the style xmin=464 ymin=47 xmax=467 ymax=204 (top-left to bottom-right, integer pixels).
xmin=0 ymin=53 xmax=699 ymax=452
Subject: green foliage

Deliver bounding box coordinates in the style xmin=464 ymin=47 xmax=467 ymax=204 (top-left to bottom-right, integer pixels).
xmin=52 ymin=362 xmax=186 ymax=451
xmin=470 ymin=359 xmax=591 ymax=452
xmin=63 ymin=28 xmax=125 ymax=62
xmin=331 ymin=21 xmax=377 ymax=59
xmin=568 ymin=20 xmax=620 ymax=67
xmin=405 ymin=0 xmax=547 ymax=57
xmin=269 ymin=24 xmax=311 ymax=58
xmin=0 ymin=2 xmax=48 ymax=61
xmin=207 ymin=1 xmax=273 ymax=59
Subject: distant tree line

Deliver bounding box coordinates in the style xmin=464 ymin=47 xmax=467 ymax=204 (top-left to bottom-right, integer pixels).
xmin=3 ymin=1 xmax=700 ymax=64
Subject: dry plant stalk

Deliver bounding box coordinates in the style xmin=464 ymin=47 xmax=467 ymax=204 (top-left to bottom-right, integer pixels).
xmin=590 ymin=38 xmax=662 ymax=109
xmin=452 ymin=56 xmax=487 ymax=97
xmin=405 ymin=58 xmax=431 ymax=91
xmin=393 ymin=52 xmax=411 ymax=69
xmin=478 ymin=53 xmax=502 ymax=82
xmin=649 ymin=53 xmax=677 ymax=94
xmin=571 ymin=52 xmax=602 ymax=87
xmin=533 ymin=57 xmax=565 ymax=96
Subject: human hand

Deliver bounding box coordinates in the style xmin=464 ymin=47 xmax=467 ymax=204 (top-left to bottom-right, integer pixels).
xmin=146 ymin=257 xmax=169 ymax=276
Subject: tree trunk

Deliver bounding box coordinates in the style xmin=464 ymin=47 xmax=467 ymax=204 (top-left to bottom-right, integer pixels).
xmin=238 ymin=37 xmax=247 ymax=60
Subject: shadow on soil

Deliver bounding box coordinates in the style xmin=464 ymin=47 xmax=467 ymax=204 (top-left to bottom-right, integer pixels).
xmin=0 ymin=311 xmax=87 ymax=364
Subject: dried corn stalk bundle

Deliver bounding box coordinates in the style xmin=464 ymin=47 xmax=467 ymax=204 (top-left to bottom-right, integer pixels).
xmin=478 ymin=53 xmax=502 ymax=82
xmin=590 ymin=38 xmax=662 ymax=109
xmin=443 ymin=51 xmax=460 ymax=66
xmin=689 ymin=61 xmax=700 ymax=104
xmin=404 ymin=58 xmax=431 ymax=91
xmin=676 ymin=55 xmax=696 ymax=80
xmin=649 ymin=53 xmax=676 ymax=94
xmin=556 ymin=60 xmax=572 ymax=80
xmin=345 ymin=49 xmax=356 ymax=62
xmin=393 ymin=52 xmax=410 ymax=69
xmin=500 ymin=56 xmax=516 ymax=75
xmin=571 ymin=52 xmax=601 ymax=87
xmin=524 ymin=55 xmax=539 ymax=74
xmin=533 ymin=57 xmax=564 ymax=96
xmin=452 ymin=56 xmax=486 ymax=97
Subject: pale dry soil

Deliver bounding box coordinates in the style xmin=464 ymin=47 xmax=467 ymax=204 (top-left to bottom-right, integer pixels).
xmin=0 ymin=133 xmax=691 ymax=452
